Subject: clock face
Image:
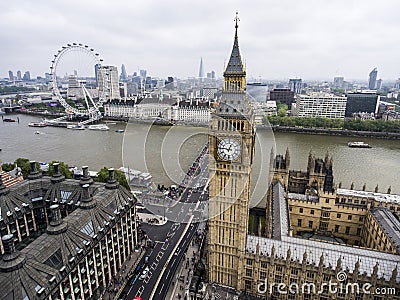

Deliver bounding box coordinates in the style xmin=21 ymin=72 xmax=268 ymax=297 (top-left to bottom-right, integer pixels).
xmin=217 ymin=138 xmax=241 ymax=161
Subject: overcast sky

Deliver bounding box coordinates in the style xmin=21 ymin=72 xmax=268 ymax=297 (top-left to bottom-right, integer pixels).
xmin=1 ymin=0 xmax=399 ymax=81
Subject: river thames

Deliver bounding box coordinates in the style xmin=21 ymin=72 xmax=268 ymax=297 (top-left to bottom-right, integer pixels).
xmin=1 ymin=114 xmax=399 ymax=205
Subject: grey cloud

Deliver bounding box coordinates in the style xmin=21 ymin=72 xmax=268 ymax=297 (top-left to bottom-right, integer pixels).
xmin=1 ymin=0 xmax=399 ymax=80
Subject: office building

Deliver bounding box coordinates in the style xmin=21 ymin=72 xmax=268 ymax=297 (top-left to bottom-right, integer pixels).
xmin=16 ymin=70 xmax=21 ymax=81
xmin=120 ymin=64 xmax=128 ymax=82
xmin=94 ymin=64 xmax=101 ymax=86
xmin=368 ymin=67 xmax=378 ymax=90
xmin=395 ymin=78 xmax=400 ymax=90
xmin=8 ymin=70 xmax=13 ymax=81
xmin=269 ymin=88 xmax=295 ymax=108
xmin=97 ymin=65 xmax=120 ymax=100
xmin=0 ymin=163 xmax=138 ymax=299
xmin=376 ymin=78 xmax=382 ymax=90
xmin=333 ymin=76 xmax=344 ymax=89
xmin=23 ymin=71 xmax=31 ymax=81
xmin=288 ymin=78 xmax=302 ymax=94
xmin=139 ymin=69 xmax=147 ymax=80
xmin=294 ymin=92 xmax=347 ymax=118
xmin=345 ymin=91 xmax=379 ymax=117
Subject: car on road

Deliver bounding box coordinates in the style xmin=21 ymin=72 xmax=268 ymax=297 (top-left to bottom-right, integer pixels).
xmin=144 ymin=255 xmax=149 ymax=264
xmin=129 ymin=274 xmax=139 ymax=286
xmin=139 ymin=266 xmax=150 ymax=280
xmin=134 ymin=264 xmax=142 ymax=275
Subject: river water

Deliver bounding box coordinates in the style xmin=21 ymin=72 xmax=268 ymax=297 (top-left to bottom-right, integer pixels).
xmin=1 ymin=114 xmax=399 ymax=204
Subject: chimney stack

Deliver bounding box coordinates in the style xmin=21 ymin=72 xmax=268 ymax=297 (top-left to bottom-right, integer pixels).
xmin=0 ymin=234 xmax=25 ymax=271
xmin=51 ymin=162 xmax=65 ymax=183
xmin=2 ymin=234 xmax=15 ymax=255
xmin=105 ymin=168 xmax=119 ymax=190
xmin=53 ymin=163 xmax=60 ymax=177
xmin=49 ymin=204 xmax=62 ymax=226
xmin=47 ymin=204 xmax=68 ymax=235
xmin=80 ymin=166 xmax=93 ymax=186
xmin=80 ymin=184 xmax=96 ymax=209
xmin=28 ymin=161 xmax=42 ymax=180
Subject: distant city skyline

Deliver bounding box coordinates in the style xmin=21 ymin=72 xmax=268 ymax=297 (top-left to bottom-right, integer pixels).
xmin=1 ymin=0 xmax=399 ymax=81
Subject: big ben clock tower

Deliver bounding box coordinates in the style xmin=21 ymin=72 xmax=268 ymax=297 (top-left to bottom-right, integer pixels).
xmin=207 ymin=12 xmax=255 ymax=290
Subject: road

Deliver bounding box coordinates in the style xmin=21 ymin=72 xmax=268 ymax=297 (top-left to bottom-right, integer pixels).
xmin=124 ymin=146 xmax=209 ymax=300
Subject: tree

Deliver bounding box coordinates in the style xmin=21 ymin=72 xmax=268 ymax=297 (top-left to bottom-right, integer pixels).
xmin=46 ymin=161 xmax=73 ymax=179
xmin=95 ymin=167 xmax=130 ymax=190
xmin=1 ymin=163 xmax=15 ymax=172
xmin=15 ymin=158 xmax=32 ymax=179
xmin=277 ymin=104 xmax=288 ymax=117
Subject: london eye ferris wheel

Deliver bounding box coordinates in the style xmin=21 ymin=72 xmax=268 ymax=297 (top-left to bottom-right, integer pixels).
xmin=50 ymin=43 xmax=109 ymax=117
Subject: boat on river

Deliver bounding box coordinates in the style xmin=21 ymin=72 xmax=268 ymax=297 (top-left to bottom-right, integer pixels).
xmin=347 ymin=141 xmax=371 ymax=148
xmin=3 ymin=118 xmax=16 ymax=122
xmin=88 ymin=124 xmax=109 ymax=131
xmin=28 ymin=122 xmax=47 ymax=127
xmin=67 ymin=124 xmax=85 ymax=130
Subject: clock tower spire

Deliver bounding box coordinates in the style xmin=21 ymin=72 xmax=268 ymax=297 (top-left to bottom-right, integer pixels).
xmin=223 ymin=11 xmax=246 ymax=93
xmin=207 ymin=12 xmax=255 ymax=290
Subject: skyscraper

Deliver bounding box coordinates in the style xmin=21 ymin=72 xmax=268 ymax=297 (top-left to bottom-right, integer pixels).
xmin=333 ymin=76 xmax=344 ymax=89
xmin=289 ymin=78 xmax=302 ymax=94
xmin=23 ymin=71 xmax=31 ymax=81
xmin=376 ymin=78 xmax=382 ymax=90
xmin=120 ymin=64 xmax=128 ymax=82
xmin=198 ymin=57 xmax=205 ymax=78
xmin=16 ymin=70 xmax=21 ymax=80
xmin=139 ymin=69 xmax=147 ymax=79
xmin=368 ymin=67 xmax=378 ymax=90
xmin=94 ymin=63 xmax=101 ymax=86
xmin=97 ymin=65 xmax=120 ymax=100
xmin=8 ymin=70 xmax=13 ymax=81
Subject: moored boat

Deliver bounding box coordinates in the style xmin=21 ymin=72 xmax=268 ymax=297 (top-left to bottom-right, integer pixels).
xmin=67 ymin=124 xmax=85 ymax=130
xmin=28 ymin=122 xmax=47 ymax=127
xmin=347 ymin=141 xmax=371 ymax=148
xmin=88 ymin=124 xmax=110 ymax=131
xmin=3 ymin=118 xmax=16 ymax=122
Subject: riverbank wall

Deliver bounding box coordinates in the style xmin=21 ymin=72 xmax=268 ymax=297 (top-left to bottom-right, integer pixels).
xmin=259 ymin=125 xmax=400 ymax=139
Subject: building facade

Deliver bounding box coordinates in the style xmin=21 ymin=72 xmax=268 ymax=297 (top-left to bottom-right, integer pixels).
xmin=0 ymin=163 xmax=138 ymax=300
xmin=368 ymin=68 xmax=378 ymax=90
xmin=269 ymin=88 xmax=295 ymax=108
xmin=97 ymin=65 xmax=120 ymax=100
xmin=104 ymin=95 xmax=214 ymax=123
xmin=345 ymin=92 xmax=379 ymax=118
xmin=294 ymin=93 xmax=347 ymax=118
xmin=289 ymin=79 xmax=302 ymax=94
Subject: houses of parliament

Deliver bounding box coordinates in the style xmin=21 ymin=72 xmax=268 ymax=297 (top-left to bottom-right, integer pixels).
xmin=204 ymin=13 xmax=400 ymax=300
